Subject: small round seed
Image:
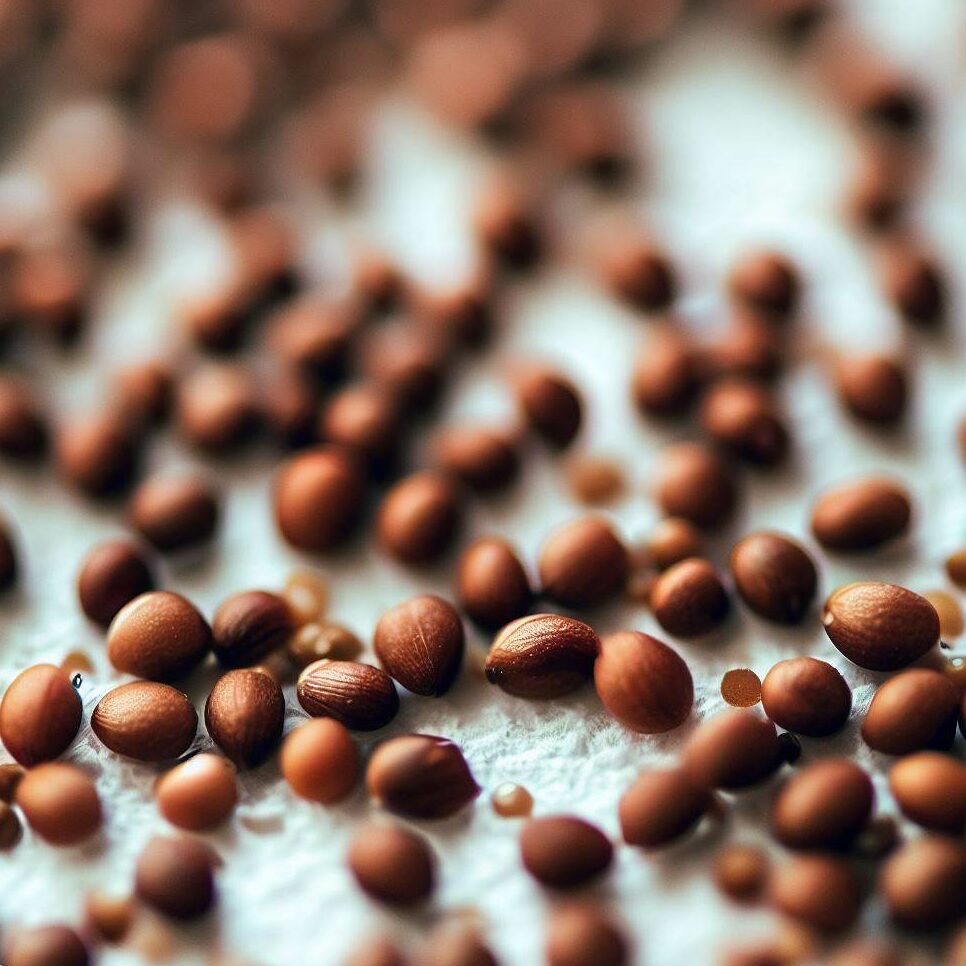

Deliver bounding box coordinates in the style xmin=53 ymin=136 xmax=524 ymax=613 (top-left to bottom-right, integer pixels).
xmin=713 ymin=845 xmax=769 ymax=903
xmin=16 ymin=763 xmax=102 ymax=846
xmin=512 ymin=364 xmax=582 ymax=448
xmin=699 ymin=379 xmax=788 ymax=467
xmin=281 ymin=718 xmax=359 ymax=805
xmin=0 ymin=663 xmax=82 ymax=766
xmin=376 ymin=471 xmax=463 ymax=566
xmin=650 ymin=558 xmax=730 ymax=637
xmin=861 ymin=668 xmax=959 ymax=754
xmin=760 ymin=657 xmax=852 ymax=737
xmin=538 ymin=516 xmax=628 ymax=609
xmin=431 ymin=425 xmax=520 ymax=494
xmin=631 ymin=327 xmax=700 ymax=418
xmin=720 ymin=669 xmax=762 ymax=708
xmin=811 ymin=477 xmax=911 ymax=551
xmin=728 ymin=251 xmax=799 ymax=318
xmin=135 ymin=835 xmax=217 ymax=920
xmin=128 ymin=474 xmax=219 ymax=553
xmin=213 ymin=590 xmax=294 ymax=669
xmin=730 ymin=532 xmax=817 ymax=624
xmin=455 ymin=537 xmax=531 ymax=629
xmin=156 ymin=754 xmax=238 ymax=831
xmin=835 ymin=354 xmax=907 ymax=426
xmin=653 ymin=442 xmax=738 ymax=530
xmin=491 ymin=783 xmax=533 ymax=818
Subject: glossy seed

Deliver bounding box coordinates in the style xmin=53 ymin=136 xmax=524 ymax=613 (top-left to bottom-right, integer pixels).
xmin=92 ymin=682 xmax=198 ymax=762
xmin=297 ymin=660 xmax=399 ymax=730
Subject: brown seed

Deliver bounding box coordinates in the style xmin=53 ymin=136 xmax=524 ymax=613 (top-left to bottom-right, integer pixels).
xmin=595 ymin=631 xmax=693 ymax=733
xmin=213 ymin=590 xmax=294 ymax=669
xmin=3 ymin=925 xmax=89 ymax=966
xmin=205 ymin=669 xmax=285 ymax=768
xmin=456 ymin=537 xmax=531 ymax=629
xmin=266 ymin=296 xmax=356 ymax=380
xmin=287 ymin=622 xmax=363 ymax=668
xmin=178 ymin=281 xmax=249 ymax=353
xmin=281 ymin=718 xmax=359 ymax=805
xmin=567 ymin=456 xmax=625 ymax=506
xmin=297 ymin=659 xmax=399 ymax=730
xmin=700 ymin=379 xmax=789 ymax=466
xmin=92 ymin=682 xmax=197 ymax=762
xmin=485 ymin=613 xmax=599 ymax=699
xmin=77 ymin=539 xmax=155 ymax=627
xmin=861 ymin=668 xmax=958 ymax=754
xmin=260 ymin=368 xmax=318 ymax=449
xmin=128 ymin=474 xmax=219 ymax=553
xmin=631 ymin=327 xmax=701 ymax=418
xmin=376 ymin=472 xmax=463 ymax=566
xmin=431 ymin=426 xmax=520 ymax=494
xmin=422 ymin=923 xmax=497 ymax=966
xmin=713 ymin=844 xmax=769 ymax=903
xmin=545 ymin=903 xmax=629 ymax=966
xmin=520 ymin=815 xmax=613 ymax=889
xmin=946 ymin=549 xmax=966 ymax=588
xmin=618 ymin=767 xmax=711 ymax=848
xmin=771 ymin=759 xmax=874 ymax=850
xmin=0 ymin=664 xmax=82 ymax=766
xmin=768 ymin=855 xmax=861 ymax=933
xmin=491 ymin=782 xmax=533 ymax=818
xmin=360 ymin=326 xmax=447 ymax=415
xmin=538 ymin=516 xmax=628 ymax=609
xmin=643 ymin=518 xmax=702 ymax=572
xmin=84 ymin=891 xmax=135 ymax=945
xmin=417 ymin=276 xmax=494 ymax=348
xmin=835 ymin=354 xmax=907 ymax=426
xmin=367 ymin=734 xmax=480 ymax=819
xmin=112 ymin=359 xmax=172 ymax=428
xmin=135 ymin=835 xmax=217 ymax=920
xmin=822 ymin=582 xmax=940 ymax=671
xmin=811 ymin=477 xmax=911 ymax=551
xmin=760 ymin=657 xmax=852 ymax=737
xmin=924 ymin=589 xmax=964 ymax=639
xmin=598 ymin=236 xmax=676 ymax=312
xmin=175 ymin=364 xmax=259 ymax=453
xmin=889 ymin=752 xmax=966 ymax=834
xmin=0 ymin=375 xmax=47 ymax=458
xmin=854 ymin=815 xmax=901 ymax=861
xmin=107 ymin=591 xmax=212 ymax=682
xmin=650 ymin=558 xmax=730 ymax=637
xmin=653 ymin=442 xmax=738 ymax=530
xmin=0 ymin=800 xmax=22 ymax=849
xmin=701 ymin=313 xmax=784 ymax=383
xmin=347 ymin=822 xmax=436 ymax=906
xmin=0 ymin=520 xmax=16 ymax=591
xmin=16 ymin=762 xmax=102 ymax=845
xmin=320 ymin=383 xmax=402 ymax=472
xmin=682 ymin=710 xmax=783 ymax=790
xmin=728 ymin=251 xmax=799 ymax=319
xmin=274 ymin=447 xmax=367 ymax=552
xmin=512 ymin=364 xmax=582 ymax=448
xmin=721 ymin=669 xmax=762 ymax=708
xmin=730 ymin=531 xmax=818 ymax=624
xmin=156 ymin=753 xmax=238 ymax=831
xmin=879 ymin=240 xmax=945 ymax=326
xmin=473 ymin=182 xmax=541 ymax=270
xmin=879 ymin=836 xmax=966 ymax=930
xmin=0 ymin=762 xmax=25 ymax=801
xmin=55 ymin=409 xmax=139 ymax=497
xmin=283 ymin=570 xmax=329 ymax=626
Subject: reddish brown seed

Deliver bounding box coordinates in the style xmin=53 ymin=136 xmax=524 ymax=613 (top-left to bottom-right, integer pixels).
xmin=567 ymin=456 xmax=625 ymax=506
xmin=77 ymin=539 xmax=155 ymax=627
xmin=359 ymin=326 xmax=447 ymax=414
xmin=701 ymin=313 xmax=784 ymax=383
xmin=0 ymin=800 xmax=22 ymax=850
xmin=889 ymin=752 xmax=966 ymax=834
xmin=768 ymin=855 xmax=861 ymax=933
xmin=598 ymin=235 xmax=676 ymax=312
xmin=376 ymin=472 xmax=463 ymax=566
xmin=11 ymin=244 xmax=90 ymax=344
xmin=835 ymin=354 xmax=907 ymax=426
xmin=728 ymin=251 xmax=799 ymax=319
xmin=473 ymin=182 xmax=541 ymax=270
xmin=274 ymin=447 xmax=367 ymax=552
xmin=92 ymin=682 xmax=197 ymax=762
xmin=456 ymin=537 xmax=531 ymax=629
xmin=213 ymin=590 xmax=294 ymax=669
xmin=135 ymin=835 xmax=217 ymax=920
xmin=681 ymin=710 xmax=783 ymax=790
xmin=320 ymin=384 xmax=402 ymax=472
xmin=374 ymin=595 xmax=464 ymax=697
xmin=545 ymin=903 xmax=629 ymax=966
xmin=176 ymin=364 xmax=259 ymax=453
xmin=55 ymin=409 xmax=139 ymax=497
xmin=266 ymin=296 xmax=356 ymax=380
xmin=729 ymin=532 xmax=817 ymax=624
xmin=822 ymin=582 xmax=940 ymax=671
xmin=3 ymin=925 xmax=89 ymax=966
xmin=0 ymin=664 xmax=82 ymax=766
xmin=520 ymin=816 xmax=613 ymax=889
xmin=178 ymin=281 xmax=249 ymax=353
xmin=760 ymin=657 xmax=852 ymax=737
xmin=0 ymin=375 xmax=47 ymax=458
xmin=107 ymin=591 xmax=212 ymax=682
xmin=879 ymin=836 xmax=966 ymax=930
xmin=205 ymin=669 xmax=285 ymax=768
xmin=16 ymin=763 xmax=102 ymax=845
xmin=297 ymin=660 xmax=399 ymax=730
xmin=347 ymin=822 xmax=436 ymax=906
xmin=366 ymin=734 xmax=480 ymax=820
xmin=720 ymin=669 xmax=762 ymax=708
xmin=880 ymin=240 xmax=945 ymax=326
xmin=811 ymin=477 xmax=911 ymax=551
xmin=155 ymin=754 xmax=238 ymax=831
xmin=595 ymin=631 xmax=693 ymax=733
xmin=631 ymin=327 xmax=701 ymax=418
xmin=111 ymin=359 xmax=172 ymax=428
xmin=260 ymin=368 xmax=318 ymax=449
xmin=281 ymin=718 xmax=359 ymax=805
xmin=861 ymin=668 xmax=959 ymax=754
xmin=712 ymin=845 xmax=769 ymax=903
xmin=699 ymin=379 xmax=789 ymax=467
xmin=128 ymin=474 xmax=219 ymax=553
xmin=485 ymin=614 xmax=599 ymax=699
xmin=538 ymin=517 xmax=628 ymax=609
xmin=512 ymin=365 xmax=582 ymax=448
xmin=653 ymin=442 xmax=738 ymax=529
xmin=618 ymin=767 xmax=711 ymax=848
xmin=431 ymin=426 xmax=520 ymax=494
xmin=84 ymin=891 xmax=135 ymax=945
xmin=650 ymin=558 xmax=730 ymax=637
xmin=644 ymin=518 xmax=704 ymax=571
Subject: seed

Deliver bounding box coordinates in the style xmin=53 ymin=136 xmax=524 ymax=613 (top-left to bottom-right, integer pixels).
xmin=729 ymin=532 xmax=817 ymax=624
xmin=567 ymin=456 xmax=625 ymax=505
xmin=135 ymin=835 xmax=217 ymax=920
xmin=778 ymin=732 xmax=802 ymax=764
xmin=374 ymin=594 xmax=465 ymax=696
xmin=835 ymin=354 xmax=907 ymax=426
xmin=545 ymin=903 xmax=629 ymax=966
xmin=0 ymin=375 xmax=48 ymax=459
xmin=366 ymin=734 xmax=480 ymax=820
xmin=205 ymin=669 xmax=285 ymax=768
xmin=880 ymin=240 xmax=944 ymax=326
xmin=520 ymin=815 xmax=613 ymax=889
xmin=266 ymin=296 xmax=355 ymax=380
xmin=342 ymin=935 xmax=408 ymax=966
xmin=0 ymin=801 xmax=21 ymax=850
xmin=107 ymin=591 xmax=212 ymax=682
xmin=431 ymin=425 xmax=520 ymax=493
xmin=595 ymin=631 xmax=693 ymax=733
xmin=287 ymin=622 xmax=363 ymax=668
xmin=76 ymin=539 xmax=155 ymax=627
xmin=822 ymin=582 xmax=939 ymax=671
xmin=760 ymin=657 xmax=852 ymax=737
xmin=491 ymin=783 xmax=533 ymax=818
xmin=360 ymin=325 xmax=446 ymax=415
xmin=624 ymin=569 xmax=656 ymax=605
xmin=155 ymin=754 xmax=238 ymax=831
xmin=281 ymin=719 xmax=359 ymax=805
xmin=0 ymin=521 xmax=16 ymax=591
xmin=681 ymin=710 xmax=783 ymax=790
xmin=84 ymin=891 xmax=135 ymax=945
xmin=855 ymin=815 xmax=901 ymax=860
xmin=347 ymin=822 xmax=436 ymax=906
xmin=538 ymin=517 xmax=628 ymax=609
xmin=60 ymin=651 xmax=94 ymax=678
xmin=946 ymin=550 xmax=966 ymax=589
xmin=0 ymin=663 xmax=82 ymax=766
xmin=112 ymin=358 xmax=172 ymax=428
xmin=644 ymin=517 xmax=704 ymax=571
xmin=879 ymin=837 xmax=966 ymax=930
xmin=283 ymin=570 xmax=330 ymax=626
xmin=924 ymin=590 xmax=964 ymax=639
xmin=0 ymin=763 xmax=24 ymax=802
xmin=728 ymin=251 xmax=799 ymax=318
xmin=485 ymin=613 xmax=599 ymax=699
xmin=455 ymin=537 xmax=531 ymax=630
xmin=699 ymin=379 xmax=789 ymax=466
xmin=474 ymin=181 xmax=541 ymax=270
xmin=376 ymin=471 xmax=463 ymax=566
xmin=701 ymin=314 xmax=783 ymax=382
xmin=92 ymin=682 xmax=198 ymax=762
xmin=650 ymin=558 xmax=730 ymax=637
xmin=128 ymin=474 xmax=220 ymax=553
xmin=631 ymin=326 xmax=700 ymax=418
xmin=320 ymin=383 xmax=401 ymax=473
xmin=653 ymin=442 xmax=739 ymax=530
xmin=720 ymin=669 xmax=762 ymax=708
xmin=3 ymin=925 xmax=89 ymax=966
xmin=175 ymin=363 xmax=259 ymax=453
xmin=713 ymin=845 xmax=769 ymax=903
xmin=16 ymin=763 xmax=102 ymax=845
xmin=260 ymin=369 xmax=317 ymax=450
xmin=768 ymin=855 xmax=861 ymax=933
xmin=213 ymin=590 xmax=294 ymax=669
xmin=598 ymin=233 xmax=675 ymax=311
xmin=811 ymin=477 xmax=911 ymax=551
xmin=861 ymin=668 xmax=958 ymax=754
xmin=55 ymin=409 xmax=139 ymax=498
xmin=297 ymin=659 xmax=399 ymax=730
xmin=890 ymin=752 xmax=966 ymax=834
xmin=512 ymin=364 xmax=582 ymax=448
xmin=618 ymin=767 xmax=711 ymax=848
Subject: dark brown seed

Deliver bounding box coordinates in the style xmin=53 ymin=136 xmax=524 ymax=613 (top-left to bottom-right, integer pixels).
xmin=0 ymin=800 xmax=21 ymax=850
xmin=835 ymin=354 xmax=907 ymax=426
xmin=653 ymin=442 xmax=739 ymax=529
xmin=595 ymin=631 xmax=692 ymax=733
xmin=618 ymin=767 xmax=711 ymax=848
xmin=520 ymin=816 xmax=613 ymax=889
xmin=320 ymin=384 xmax=401 ymax=471
xmin=631 ymin=327 xmax=701 ymax=418
xmin=890 ymin=752 xmax=966 ymax=834
xmin=771 ymin=759 xmax=874 ymax=850
xmin=778 ymin=732 xmax=802 ymax=764
xmin=730 ymin=532 xmax=817 ymax=624
xmin=55 ymin=409 xmax=139 ymax=497
xmin=712 ymin=845 xmax=769 ymax=903
xmin=111 ymin=359 xmax=172 ymax=428
xmin=681 ymin=710 xmax=783 ymax=790
xmin=374 ymin=595 xmax=464 ymax=696
xmin=0 ymin=763 xmax=25 ymax=802
xmin=644 ymin=518 xmax=704 ymax=571
xmin=880 ymin=240 xmax=945 ymax=325
xmin=128 ymin=474 xmax=219 ymax=553
xmin=513 ymin=365 xmax=582 ymax=448
xmin=760 ymin=657 xmax=852 ymax=737
xmin=3 ymin=925 xmax=89 ymax=966
xmin=16 ymin=763 xmax=102 ymax=845
xmin=0 ymin=664 xmax=82 ymax=766
xmin=366 ymin=734 xmax=480 ymax=820
xmin=353 ymin=251 xmax=405 ymax=315
xmin=431 ymin=426 xmax=520 ymax=493
xmin=811 ymin=477 xmax=911 ymax=551
xmin=456 ymin=537 xmax=531 ymax=629
xmin=879 ymin=836 xmax=966 ymax=930
xmin=650 ymin=558 xmax=730 ymax=637
xmin=700 ymin=379 xmax=789 ymax=466
xmin=135 ymin=835 xmax=217 ymax=920
xmin=297 ymin=660 xmax=399 ymax=730
xmin=205 ymin=669 xmax=285 ymax=768
xmin=768 ymin=855 xmax=861 ymax=933
xmin=280 ymin=719 xmax=359 ymax=805
xmin=822 ymin=582 xmax=940 ymax=671
xmin=175 ymin=364 xmax=259 ymax=453
xmin=347 ymin=822 xmax=436 ymax=906
xmin=0 ymin=375 xmax=47 ymax=458
xmin=485 ymin=613 xmax=599 ymax=699
xmin=598 ymin=235 xmax=676 ymax=312
xmin=861 ymin=668 xmax=958 ymax=754
xmin=178 ymin=282 xmax=249 ymax=353
xmin=538 ymin=517 xmax=628 ymax=609
xmin=92 ymin=682 xmax=197 ymax=761
xmin=728 ymin=251 xmax=799 ymax=319
xmin=77 ymin=539 xmax=155 ymax=627
xmin=473 ymin=183 xmax=541 ymax=270
xmin=376 ymin=472 xmax=463 ymax=566
xmin=545 ymin=903 xmax=629 ymax=966
xmin=213 ymin=590 xmax=294 ymax=669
